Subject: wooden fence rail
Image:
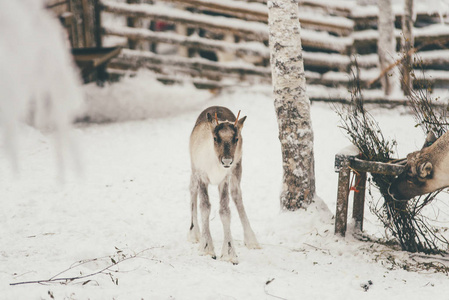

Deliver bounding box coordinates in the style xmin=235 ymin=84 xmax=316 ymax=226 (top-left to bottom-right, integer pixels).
xmin=101 ymin=0 xmax=268 ymax=41
xmin=103 ymin=26 xmax=270 ymax=57
xmin=100 ymin=0 xmax=352 ymax=53
xmin=110 ymin=48 xmax=272 ymax=81
xmin=99 ymin=0 xmax=449 ymax=99
xmin=160 ymin=0 xmax=355 ymax=36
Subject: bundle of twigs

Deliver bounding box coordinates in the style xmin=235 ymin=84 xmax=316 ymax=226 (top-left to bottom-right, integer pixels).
xmin=405 ymin=71 xmax=449 ymax=138
xmin=336 ymin=65 xmax=449 ymax=254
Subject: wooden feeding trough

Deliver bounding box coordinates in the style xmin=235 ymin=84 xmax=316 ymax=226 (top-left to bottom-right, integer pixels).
xmin=72 ymin=46 xmax=122 ymax=82
xmin=334 ymin=147 xmax=406 ymax=236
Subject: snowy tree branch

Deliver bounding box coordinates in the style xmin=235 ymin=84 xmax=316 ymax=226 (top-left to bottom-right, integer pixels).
xmin=10 ymin=248 xmax=166 ymax=286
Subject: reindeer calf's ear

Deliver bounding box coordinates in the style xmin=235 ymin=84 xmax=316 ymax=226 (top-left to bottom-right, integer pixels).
xmin=237 ymin=116 xmax=247 ymax=129
xmin=206 ymin=112 xmax=219 ymax=126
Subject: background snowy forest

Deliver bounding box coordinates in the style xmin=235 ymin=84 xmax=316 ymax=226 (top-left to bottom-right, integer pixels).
xmin=3 ymin=0 xmax=449 ymax=299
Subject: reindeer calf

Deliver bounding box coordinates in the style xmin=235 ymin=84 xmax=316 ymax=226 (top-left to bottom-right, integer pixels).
xmin=189 ymin=106 xmax=259 ymax=264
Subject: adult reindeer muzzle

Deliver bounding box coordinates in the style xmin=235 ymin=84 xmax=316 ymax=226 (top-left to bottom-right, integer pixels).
xmin=389 ymin=132 xmax=449 ymax=200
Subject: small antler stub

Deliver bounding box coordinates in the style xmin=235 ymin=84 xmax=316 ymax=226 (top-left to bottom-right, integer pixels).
xmin=234 ymin=110 xmax=241 ymax=126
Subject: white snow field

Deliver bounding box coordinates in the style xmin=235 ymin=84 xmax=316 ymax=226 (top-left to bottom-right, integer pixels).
xmin=2 ymin=72 xmax=449 ymax=299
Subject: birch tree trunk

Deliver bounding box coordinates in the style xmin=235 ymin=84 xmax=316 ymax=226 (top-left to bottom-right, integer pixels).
xmin=401 ymin=0 xmax=414 ymax=95
xmin=268 ymin=0 xmax=315 ymax=210
xmin=377 ymin=0 xmax=397 ymax=96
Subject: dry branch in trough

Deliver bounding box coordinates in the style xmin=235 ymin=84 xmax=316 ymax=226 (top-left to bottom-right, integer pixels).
xmin=336 ymin=65 xmax=449 ymax=254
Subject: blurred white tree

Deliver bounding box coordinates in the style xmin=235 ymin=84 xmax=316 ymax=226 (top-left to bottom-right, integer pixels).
xmin=0 ymin=0 xmax=83 ymax=175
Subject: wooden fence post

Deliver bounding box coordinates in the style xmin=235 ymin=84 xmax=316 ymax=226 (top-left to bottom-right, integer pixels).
xmin=93 ymin=0 xmax=106 ymax=83
xmin=217 ymin=33 xmax=236 ymax=62
xmin=352 ymin=171 xmax=366 ymax=232
xmin=94 ymin=0 xmax=102 ymax=48
xmin=69 ymin=0 xmax=85 ymax=47
xmin=126 ymin=0 xmax=143 ymax=50
xmin=333 ymin=152 xmax=405 ymax=237
xmin=335 ymin=156 xmax=351 ymax=236
xmin=401 ymin=0 xmax=414 ymax=95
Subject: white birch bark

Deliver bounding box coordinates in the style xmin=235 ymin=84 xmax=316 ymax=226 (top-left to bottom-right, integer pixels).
xmin=377 ymin=0 xmax=397 ymax=96
xmin=268 ymin=0 xmax=315 ymax=210
xmin=401 ymin=0 xmax=414 ymax=95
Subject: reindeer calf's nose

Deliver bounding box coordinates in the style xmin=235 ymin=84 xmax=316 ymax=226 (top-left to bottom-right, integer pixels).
xmin=221 ymin=158 xmax=233 ymax=167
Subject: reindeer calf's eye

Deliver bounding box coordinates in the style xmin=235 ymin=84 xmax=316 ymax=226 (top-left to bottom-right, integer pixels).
xmin=214 ymin=137 xmax=217 ymax=142
xmin=235 ymin=138 xmax=239 ymax=142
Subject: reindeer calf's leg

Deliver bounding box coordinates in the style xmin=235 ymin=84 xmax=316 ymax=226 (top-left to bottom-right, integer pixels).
xmin=198 ymin=181 xmax=216 ymax=258
xmin=188 ymin=173 xmax=200 ymax=243
xmin=219 ymin=180 xmax=238 ymax=264
xmin=231 ymin=175 xmax=260 ymax=249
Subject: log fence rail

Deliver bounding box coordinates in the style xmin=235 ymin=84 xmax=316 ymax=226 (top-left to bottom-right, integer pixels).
xmin=96 ymin=0 xmax=449 ymax=99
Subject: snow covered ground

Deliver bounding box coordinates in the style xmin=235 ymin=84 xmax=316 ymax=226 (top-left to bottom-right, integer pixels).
xmin=2 ymin=72 xmax=449 ymax=299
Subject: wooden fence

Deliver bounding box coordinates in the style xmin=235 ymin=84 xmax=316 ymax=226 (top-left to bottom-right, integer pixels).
xmin=96 ymin=0 xmax=449 ymax=102
xmin=46 ymin=0 xmax=102 ymax=49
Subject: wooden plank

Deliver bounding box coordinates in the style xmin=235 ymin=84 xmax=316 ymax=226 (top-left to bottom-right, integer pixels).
xmin=100 ymin=0 xmax=268 ymax=41
xmin=160 ymin=0 xmax=354 ymax=36
xmin=161 ymin=0 xmax=268 ymax=22
xmin=353 ymin=26 xmax=449 ymax=54
xmin=72 ymin=46 xmax=121 ymax=81
xmin=100 ymin=1 xmax=352 ymax=53
xmin=109 ymin=48 xmax=449 ymax=91
xmin=126 ymin=0 xmax=143 ymax=50
xmin=351 ymin=5 xmax=449 ymax=30
xmin=82 ymin=0 xmax=92 ymax=47
xmin=335 ymin=157 xmax=351 ymax=236
xmin=109 ymin=49 xmax=362 ymax=88
xmin=94 ymin=0 xmax=102 ymax=48
xmin=401 ymin=0 xmax=413 ymax=95
xmin=299 ymin=0 xmax=352 ymax=17
xmin=103 ymin=25 xmax=353 ymax=70
xmin=72 ymin=47 xmax=121 ymax=67
xmin=352 ymin=172 xmax=366 ymax=233
xmin=334 ymin=153 xmax=403 ymax=236
xmin=46 ymin=0 xmax=69 ymax=12
xmin=109 ymin=48 xmax=272 ymax=80
xmin=103 ymin=25 xmax=270 ymax=57
xmin=107 ymin=68 xmax=247 ymax=89
xmin=349 ymin=157 xmax=405 ymax=176
xmin=69 ymin=0 xmax=85 ymax=47
xmin=335 ymin=154 xmax=405 ymax=176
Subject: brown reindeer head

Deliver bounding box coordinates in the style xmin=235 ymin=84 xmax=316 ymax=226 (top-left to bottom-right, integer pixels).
xmin=389 ymin=151 xmax=434 ymax=200
xmin=389 ymin=132 xmax=443 ymax=200
xmin=206 ymin=111 xmax=246 ymax=168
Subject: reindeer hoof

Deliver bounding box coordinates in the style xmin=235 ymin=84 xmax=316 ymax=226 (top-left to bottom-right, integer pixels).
xmin=221 ymin=242 xmax=239 ymax=264
xmin=221 ymin=253 xmax=239 ymax=265
xmin=244 ymin=239 xmax=261 ymax=250
xmin=188 ymin=228 xmax=200 ymax=243
xmin=199 ymin=241 xmax=216 ymax=258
